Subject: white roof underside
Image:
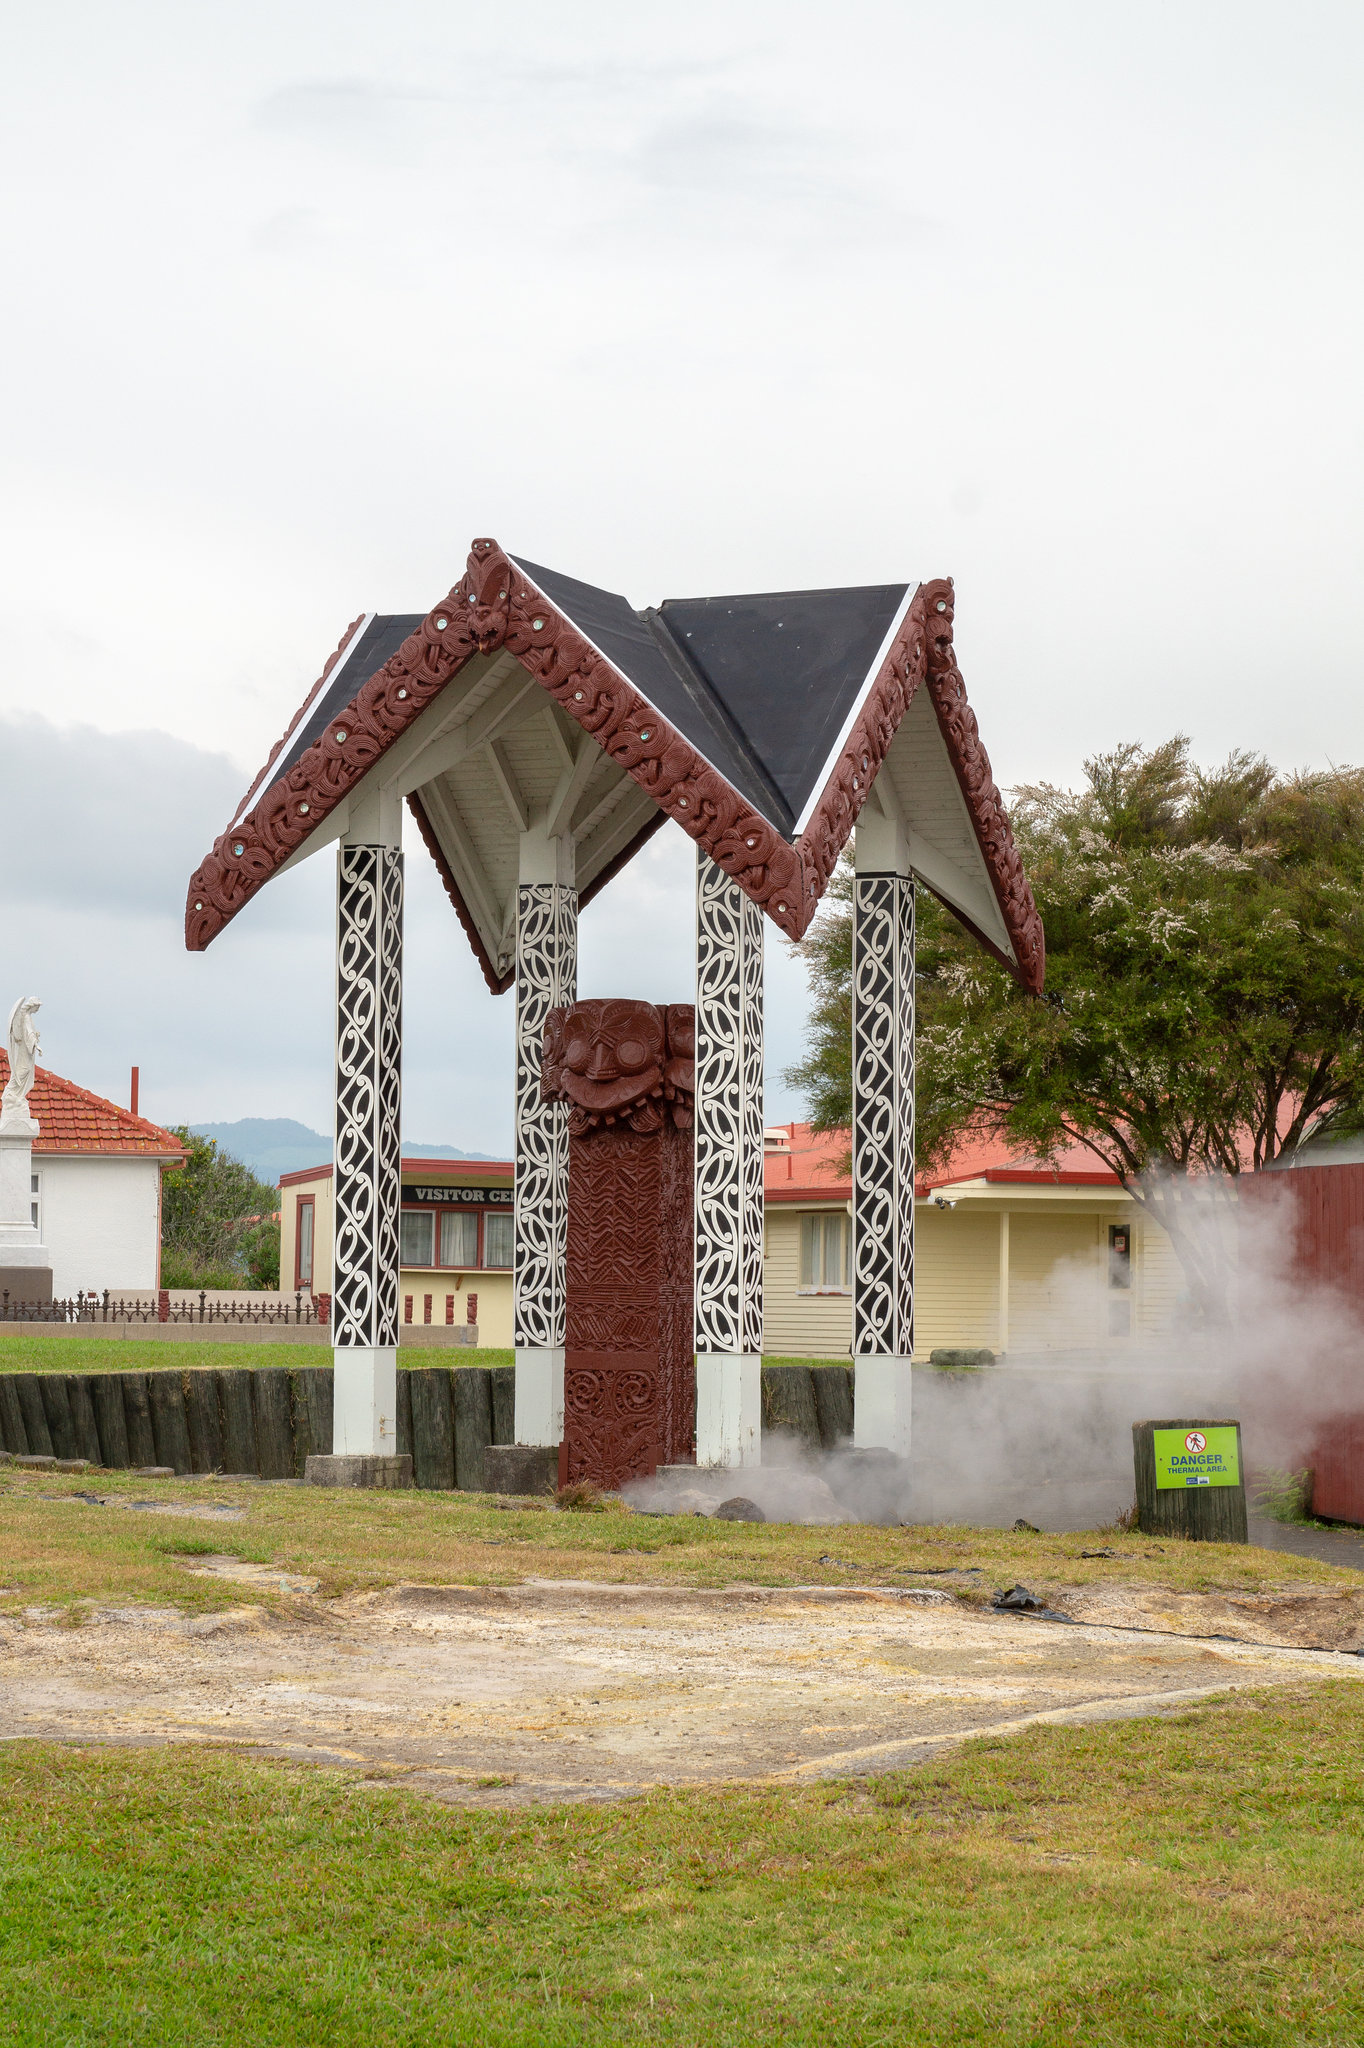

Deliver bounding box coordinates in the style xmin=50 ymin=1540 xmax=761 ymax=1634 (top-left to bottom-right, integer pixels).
xmin=279 ymin=649 xmax=659 ymax=978
xmin=278 ymin=644 xmax=1016 ymax=977
xmin=874 ymin=688 xmax=1016 ymax=964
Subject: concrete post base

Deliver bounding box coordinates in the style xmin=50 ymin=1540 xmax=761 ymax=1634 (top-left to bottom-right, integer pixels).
xmin=485 ymin=1444 xmax=560 ymax=1497
xmin=332 ymin=1346 xmax=400 ymax=1456
xmin=304 ymin=1454 xmax=413 ymax=1489
xmin=695 ymin=1352 xmax=762 ymax=1468
xmin=514 ymin=1346 xmax=565 ymax=1447
xmin=853 ymin=1356 xmax=913 ymax=1460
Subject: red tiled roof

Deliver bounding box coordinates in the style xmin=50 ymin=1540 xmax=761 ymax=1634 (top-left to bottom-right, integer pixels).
xmin=0 ymin=1053 xmax=185 ymax=1160
xmin=763 ymin=1123 xmax=1120 ymax=1199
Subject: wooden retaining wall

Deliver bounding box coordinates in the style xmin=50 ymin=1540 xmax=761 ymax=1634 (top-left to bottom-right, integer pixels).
xmin=0 ymin=1364 xmax=516 ymax=1487
xmin=0 ymin=1362 xmax=856 ymax=1483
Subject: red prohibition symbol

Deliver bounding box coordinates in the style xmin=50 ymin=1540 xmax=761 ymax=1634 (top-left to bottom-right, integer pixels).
xmin=1185 ymin=1431 xmax=1207 ymax=1454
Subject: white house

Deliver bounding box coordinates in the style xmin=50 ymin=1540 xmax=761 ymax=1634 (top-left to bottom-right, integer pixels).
xmin=0 ymin=1051 xmax=184 ymax=1299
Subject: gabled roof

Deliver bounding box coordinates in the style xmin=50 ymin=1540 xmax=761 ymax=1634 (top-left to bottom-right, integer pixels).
xmin=0 ymin=1054 xmax=185 ymax=1160
xmin=186 ymin=539 xmax=1043 ymax=994
xmin=762 ymin=1124 xmax=1120 ymax=1200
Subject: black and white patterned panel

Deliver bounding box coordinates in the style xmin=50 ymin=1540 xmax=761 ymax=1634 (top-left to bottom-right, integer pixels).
xmin=852 ymin=873 xmax=915 ymax=1357
xmin=695 ymin=853 xmax=765 ymax=1355
xmin=333 ymin=844 xmax=403 ymax=1350
xmin=514 ymin=882 xmax=578 ymax=1351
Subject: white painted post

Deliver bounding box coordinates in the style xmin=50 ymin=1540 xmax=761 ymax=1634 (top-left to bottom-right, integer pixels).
xmin=694 ymin=851 xmax=765 ymax=1467
xmin=331 ymin=798 xmax=404 ymax=1460
xmin=852 ymin=804 xmax=915 ymax=1461
xmin=512 ymin=825 xmax=577 ymax=1449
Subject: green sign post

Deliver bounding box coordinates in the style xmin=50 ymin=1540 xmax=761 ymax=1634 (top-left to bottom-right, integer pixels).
xmin=1132 ymin=1419 xmax=1248 ymax=1541
xmin=1152 ymin=1425 xmax=1241 ymax=1490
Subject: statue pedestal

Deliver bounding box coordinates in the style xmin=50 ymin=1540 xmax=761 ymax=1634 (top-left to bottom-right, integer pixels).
xmin=0 ymin=1122 xmax=53 ymax=1304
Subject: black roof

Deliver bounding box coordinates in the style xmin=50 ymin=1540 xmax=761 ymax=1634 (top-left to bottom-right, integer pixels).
xmin=270 ymin=563 xmax=910 ymax=842
xmin=514 ymin=557 xmax=910 ymax=840
xmin=272 ymin=613 xmax=422 ymax=788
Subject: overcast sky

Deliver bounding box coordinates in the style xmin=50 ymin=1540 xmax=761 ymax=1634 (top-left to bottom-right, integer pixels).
xmin=2 ymin=0 xmax=1360 ymax=1154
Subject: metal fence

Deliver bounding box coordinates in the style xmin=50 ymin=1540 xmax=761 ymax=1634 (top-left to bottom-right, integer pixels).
xmin=0 ymin=1288 xmax=331 ymax=1326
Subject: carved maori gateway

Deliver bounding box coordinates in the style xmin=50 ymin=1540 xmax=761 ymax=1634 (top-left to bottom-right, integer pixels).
xmin=185 ymin=535 xmax=1042 ymax=1488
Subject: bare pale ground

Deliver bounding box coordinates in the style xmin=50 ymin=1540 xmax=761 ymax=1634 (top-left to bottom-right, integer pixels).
xmin=5 ymin=1566 xmax=1363 ymax=1807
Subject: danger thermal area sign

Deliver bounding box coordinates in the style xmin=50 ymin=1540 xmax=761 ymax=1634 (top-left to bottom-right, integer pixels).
xmin=1152 ymin=1425 xmax=1241 ymax=1490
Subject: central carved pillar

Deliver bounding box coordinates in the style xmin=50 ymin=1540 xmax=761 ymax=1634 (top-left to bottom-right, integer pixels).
xmin=542 ymin=1001 xmax=695 ymax=1490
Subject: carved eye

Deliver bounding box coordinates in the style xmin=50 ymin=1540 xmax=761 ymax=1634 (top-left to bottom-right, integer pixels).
xmin=616 ymin=1039 xmax=648 ymax=1072
xmin=565 ymin=1035 xmax=589 ymax=1068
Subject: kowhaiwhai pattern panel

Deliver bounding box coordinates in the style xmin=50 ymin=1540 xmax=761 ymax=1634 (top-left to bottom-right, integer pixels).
xmin=852 ymin=872 xmax=915 ymax=1358
xmin=333 ymin=844 xmax=403 ymax=1350
xmin=514 ymin=882 xmax=577 ymax=1352
xmin=694 ymin=853 xmax=765 ymax=1356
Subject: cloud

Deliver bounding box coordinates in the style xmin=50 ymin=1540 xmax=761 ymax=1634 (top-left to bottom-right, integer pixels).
xmin=252 ymin=78 xmax=447 ymax=152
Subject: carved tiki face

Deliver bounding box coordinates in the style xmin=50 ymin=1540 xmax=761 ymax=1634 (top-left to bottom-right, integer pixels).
xmin=547 ymin=1000 xmax=666 ymax=1125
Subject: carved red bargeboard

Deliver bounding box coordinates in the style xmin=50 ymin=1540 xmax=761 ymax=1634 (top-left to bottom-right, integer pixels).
xmin=546 ymin=1000 xmax=695 ymax=1490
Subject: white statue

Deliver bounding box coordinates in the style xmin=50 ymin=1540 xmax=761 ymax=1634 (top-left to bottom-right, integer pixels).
xmin=1 ymin=997 xmax=41 ymax=1131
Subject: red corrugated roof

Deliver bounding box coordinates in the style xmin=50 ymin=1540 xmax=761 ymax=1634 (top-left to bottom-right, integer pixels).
xmin=763 ymin=1123 xmax=1120 ymax=1198
xmin=0 ymin=1053 xmax=184 ymax=1159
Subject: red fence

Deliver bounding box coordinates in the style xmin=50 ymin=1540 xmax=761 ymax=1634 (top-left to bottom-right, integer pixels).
xmin=1241 ymin=1164 xmax=1364 ymax=1523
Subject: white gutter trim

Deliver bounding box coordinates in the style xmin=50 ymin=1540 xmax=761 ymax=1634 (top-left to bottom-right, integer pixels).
xmin=793 ymin=582 xmax=920 ymax=836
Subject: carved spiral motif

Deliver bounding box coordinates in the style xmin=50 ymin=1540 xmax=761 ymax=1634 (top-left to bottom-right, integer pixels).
xmin=694 ymin=854 xmax=765 ymax=1357
xmin=852 ymin=873 xmax=915 ymax=1358
xmin=513 ymin=882 xmax=577 ymax=1353
xmin=333 ymin=846 xmax=403 ymax=1351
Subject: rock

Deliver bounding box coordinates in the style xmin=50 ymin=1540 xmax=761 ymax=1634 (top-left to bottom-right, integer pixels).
xmin=484 ymin=1445 xmax=558 ymax=1498
xmin=303 ymin=1453 xmax=414 ymax=1489
xmin=1013 ymin=1518 xmax=1040 ymax=1533
xmin=715 ymin=1496 xmax=765 ymax=1523
xmin=658 ymin=1488 xmax=719 ymax=1517
xmin=133 ymin=1466 xmax=176 ymax=1479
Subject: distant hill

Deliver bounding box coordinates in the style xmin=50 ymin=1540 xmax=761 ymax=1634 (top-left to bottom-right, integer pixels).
xmin=189 ymin=1118 xmax=496 ymax=1187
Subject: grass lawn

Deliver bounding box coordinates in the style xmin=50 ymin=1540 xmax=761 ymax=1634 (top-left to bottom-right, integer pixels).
xmin=1 ymin=1463 xmax=1356 ymax=1621
xmin=0 ymin=1331 xmax=518 ymax=1372
xmin=0 ymin=1332 xmax=854 ymax=1375
xmin=3 ymin=1682 xmax=1363 ymax=2045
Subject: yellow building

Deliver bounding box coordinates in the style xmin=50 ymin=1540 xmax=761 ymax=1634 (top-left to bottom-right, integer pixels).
xmin=280 ymin=1126 xmax=1184 ymax=1357
xmin=761 ymin=1124 xmax=1185 ymax=1359
xmin=280 ymin=1158 xmax=515 ymax=1347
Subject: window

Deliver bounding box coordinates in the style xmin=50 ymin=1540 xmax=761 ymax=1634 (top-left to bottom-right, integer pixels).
xmin=295 ymin=1196 xmax=315 ymax=1289
xmin=29 ymin=1172 xmax=39 ymax=1234
xmin=440 ymin=1209 xmax=478 ymax=1267
xmin=483 ymin=1210 xmax=514 ymax=1269
xmin=799 ymin=1212 xmax=850 ymax=1290
xmin=1107 ymin=1223 xmax=1132 ymax=1338
xmin=400 ymin=1210 xmax=435 ymax=1267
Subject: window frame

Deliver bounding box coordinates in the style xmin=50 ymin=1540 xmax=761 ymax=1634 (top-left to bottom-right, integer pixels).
xmin=481 ymin=1207 xmax=513 ymax=1270
xmin=399 ymin=1207 xmax=437 ymax=1270
xmin=294 ymin=1194 xmax=315 ymax=1290
xmin=439 ymin=1207 xmax=480 ymax=1270
xmin=797 ymin=1209 xmax=852 ymax=1294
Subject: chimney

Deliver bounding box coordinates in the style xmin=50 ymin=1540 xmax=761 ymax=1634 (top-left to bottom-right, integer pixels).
xmin=130 ymin=1066 xmax=139 ymax=1117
